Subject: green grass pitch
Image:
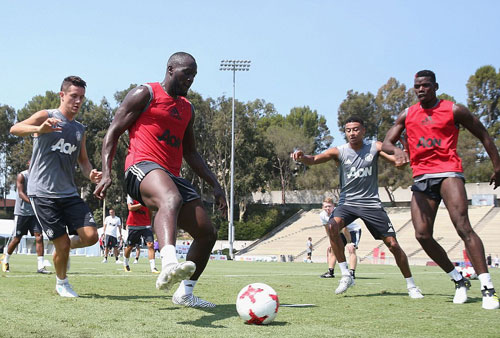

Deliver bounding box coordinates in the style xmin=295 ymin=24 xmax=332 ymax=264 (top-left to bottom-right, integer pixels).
xmin=1 ymin=255 xmax=499 ymax=338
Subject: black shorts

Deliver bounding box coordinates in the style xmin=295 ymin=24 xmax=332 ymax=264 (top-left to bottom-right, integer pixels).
xmin=105 ymin=235 xmax=118 ymax=248
xmin=125 ymin=161 xmax=200 ymax=206
xmin=14 ymin=215 xmax=42 ymax=238
xmin=31 ymin=196 xmax=97 ymax=241
xmin=333 ymin=205 xmax=395 ymax=240
xmin=126 ymin=227 xmax=154 ymax=247
xmin=411 ymin=177 xmax=465 ymax=201
xmin=341 ymin=229 xmax=362 ymax=249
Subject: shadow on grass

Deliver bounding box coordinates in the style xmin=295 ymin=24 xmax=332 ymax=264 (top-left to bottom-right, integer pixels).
xmin=159 ymin=304 xmax=288 ymax=328
xmin=80 ymin=293 xmax=166 ymax=301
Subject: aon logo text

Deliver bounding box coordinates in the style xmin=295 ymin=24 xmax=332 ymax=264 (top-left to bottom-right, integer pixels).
xmin=51 ymin=138 xmax=78 ymax=155
xmin=347 ymin=166 xmax=372 ymax=179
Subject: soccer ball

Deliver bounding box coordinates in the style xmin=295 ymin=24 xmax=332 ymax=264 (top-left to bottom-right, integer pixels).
xmin=236 ymin=283 xmax=279 ymax=325
xmin=461 ymin=266 xmax=478 ymax=280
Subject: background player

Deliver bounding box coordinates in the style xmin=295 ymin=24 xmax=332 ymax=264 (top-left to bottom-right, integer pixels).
xmin=123 ymin=195 xmax=158 ymax=273
xmin=383 ymin=69 xmax=500 ymax=310
xmin=319 ymin=197 xmax=360 ymax=279
xmin=101 ymin=209 xmax=122 ymax=264
xmin=2 ymin=165 xmax=51 ymax=274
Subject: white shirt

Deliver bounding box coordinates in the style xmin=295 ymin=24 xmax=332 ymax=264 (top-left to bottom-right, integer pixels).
xmin=306 ymin=240 xmax=312 ymax=253
xmin=104 ymin=215 xmax=122 ymax=237
xmin=319 ymin=210 xmax=361 ymax=231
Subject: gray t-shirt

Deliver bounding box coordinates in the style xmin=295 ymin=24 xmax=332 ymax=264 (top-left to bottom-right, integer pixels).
xmin=28 ymin=109 xmax=85 ymax=198
xmin=14 ymin=170 xmax=34 ymax=216
xmin=337 ymin=140 xmax=381 ymax=208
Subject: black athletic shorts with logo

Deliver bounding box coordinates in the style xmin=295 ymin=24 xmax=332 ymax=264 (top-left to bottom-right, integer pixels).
xmin=30 ymin=196 xmax=97 ymax=241
xmin=411 ymin=177 xmax=465 ymax=201
xmin=333 ymin=205 xmax=395 ymax=240
xmin=14 ymin=215 xmax=42 ymax=238
xmin=125 ymin=161 xmax=200 ymax=206
xmin=126 ymin=227 xmax=154 ymax=247
xmin=105 ymin=235 xmax=118 ymax=248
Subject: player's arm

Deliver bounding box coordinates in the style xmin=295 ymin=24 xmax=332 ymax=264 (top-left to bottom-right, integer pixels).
xmin=128 ymin=203 xmax=142 ymax=212
xmin=291 ymin=147 xmax=339 ymax=165
xmin=454 ymin=104 xmax=500 ymax=188
xmin=101 ymin=221 xmax=107 ymax=238
xmin=182 ymin=108 xmax=228 ymax=216
xmin=94 ymin=86 xmax=151 ymax=199
xmin=382 ymin=109 xmax=409 ymax=167
xmin=77 ymin=132 xmax=102 ymax=184
xmin=10 ymin=110 xmax=62 ymax=137
xmin=16 ymin=173 xmax=30 ymax=204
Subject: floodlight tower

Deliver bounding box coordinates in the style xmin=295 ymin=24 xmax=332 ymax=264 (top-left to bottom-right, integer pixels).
xmin=219 ymin=60 xmax=251 ymax=259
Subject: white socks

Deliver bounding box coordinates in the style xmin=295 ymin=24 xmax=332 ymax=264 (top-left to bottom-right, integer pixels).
xmin=37 ymin=256 xmax=44 ymax=269
xmin=175 ymin=280 xmax=197 ymax=296
xmin=149 ymin=259 xmax=156 ymax=271
xmin=160 ymin=245 xmax=178 ymax=268
xmin=56 ymin=276 xmax=68 ymax=285
xmin=338 ymin=262 xmax=350 ymax=276
xmin=124 ymin=257 xmax=129 ymax=266
xmin=478 ymin=273 xmax=494 ymax=289
xmin=3 ymin=253 xmax=10 ymax=263
xmin=405 ymin=277 xmax=416 ymax=289
xmin=448 ymin=268 xmax=463 ymax=281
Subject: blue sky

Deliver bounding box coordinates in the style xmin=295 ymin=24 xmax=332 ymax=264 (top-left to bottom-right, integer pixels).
xmin=1 ymin=0 xmax=499 ymax=145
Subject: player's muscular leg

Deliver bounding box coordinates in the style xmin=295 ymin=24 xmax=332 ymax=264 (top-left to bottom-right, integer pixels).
xmin=440 ymin=178 xmax=488 ymax=274
xmin=328 ymin=217 xmax=347 ymax=263
xmin=412 ymin=192 xmax=455 ymax=272
xmin=52 ymin=234 xmax=70 ymax=279
xmin=72 ymin=226 xmax=98 ymax=248
xmin=178 ymin=200 xmax=217 ymax=280
xmin=34 ymin=232 xmax=44 ymax=256
xmin=383 ymin=236 xmax=411 ymax=278
xmin=7 ymin=237 xmax=21 ymax=255
xmin=140 ymin=170 xmax=182 ymax=249
xmin=124 ymin=245 xmax=133 ymax=259
xmin=146 ymin=242 xmax=155 ymax=260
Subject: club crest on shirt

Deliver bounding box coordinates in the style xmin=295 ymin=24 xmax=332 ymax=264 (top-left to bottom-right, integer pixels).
xmin=76 ymin=131 xmax=82 ymax=142
xmin=364 ymin=154 xmax=374 ymax=162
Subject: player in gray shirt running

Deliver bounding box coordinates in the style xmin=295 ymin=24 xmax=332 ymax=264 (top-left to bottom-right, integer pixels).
xmin=292 ymin=116 xmax=423 ymax=299
xmin=10 ymin=76 xmax=101 ymax=298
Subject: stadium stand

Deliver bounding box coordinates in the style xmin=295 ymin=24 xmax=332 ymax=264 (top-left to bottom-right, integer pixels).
xmin=236 ymin=206 xmax=498 ymax=266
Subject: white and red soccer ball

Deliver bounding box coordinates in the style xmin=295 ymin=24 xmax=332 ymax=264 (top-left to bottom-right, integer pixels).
xmin=236 ymin=283 xmax=279 ymax=325
xmin=458 ymin=266 xmax=478 ymax=279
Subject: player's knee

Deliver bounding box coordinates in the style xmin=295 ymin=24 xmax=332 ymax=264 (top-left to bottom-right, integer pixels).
xmin=415 ymin=231 xmax=432 ymax=243
xmin=83 ymin=232 xmax=99 ymax=246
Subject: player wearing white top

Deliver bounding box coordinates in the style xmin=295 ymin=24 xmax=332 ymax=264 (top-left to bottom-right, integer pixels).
xmin=319 ymin=198 xmax=361 ymax=279
xmin=101 ymin=209 xmax=123 ymax=263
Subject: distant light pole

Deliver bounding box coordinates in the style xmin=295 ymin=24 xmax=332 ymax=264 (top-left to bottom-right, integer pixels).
xmin=219 ymin=59 xmax=251 ymax=259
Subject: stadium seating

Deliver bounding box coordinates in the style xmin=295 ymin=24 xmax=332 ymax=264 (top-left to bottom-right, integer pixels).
xmin=236 ymin=206 xmax=498 ymax=266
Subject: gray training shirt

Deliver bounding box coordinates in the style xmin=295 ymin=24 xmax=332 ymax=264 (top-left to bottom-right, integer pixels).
xmin=14 ymin=170 xmax=34 ymax=216
xmin=28 ymin=109 xmax=85 ymax=198
xmin=337 ymin=140 xmax=382 ymax=208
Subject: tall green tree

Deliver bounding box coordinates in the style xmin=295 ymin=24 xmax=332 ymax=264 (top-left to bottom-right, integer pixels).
xmin=466 ymin=65 xmax=500 ymax=130
xmin=265 ymin=124 xmax=314 ymax=204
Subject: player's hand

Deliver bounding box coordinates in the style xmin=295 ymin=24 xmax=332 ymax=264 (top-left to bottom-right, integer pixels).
xmin=38 ymin=118 xmax=62 ymax=134
xmin=94 ymin=175 xmax=112 ymax=200
xmin=393 ymin=148 xmax=409 ymax=168
xmin=89 ymin=169 xmax=102 ymax=184
xmin=213 ymin=186 xmax=228 ymax=218
xmin=489 ymin=169 xmax=500 ymax=189
xmin=291 ymin=149 xmax=304 ymax=162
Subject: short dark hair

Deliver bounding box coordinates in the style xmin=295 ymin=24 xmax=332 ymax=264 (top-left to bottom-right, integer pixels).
xmin=167 ymin=52 xmax=196 ymax=68
xmin=415 ymin=70 xmax=436 ymax=83
xmin=345 ymin=116 xmax=364 ymax=126
xmin=61 ymin=76 xmax=86 ymax=92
